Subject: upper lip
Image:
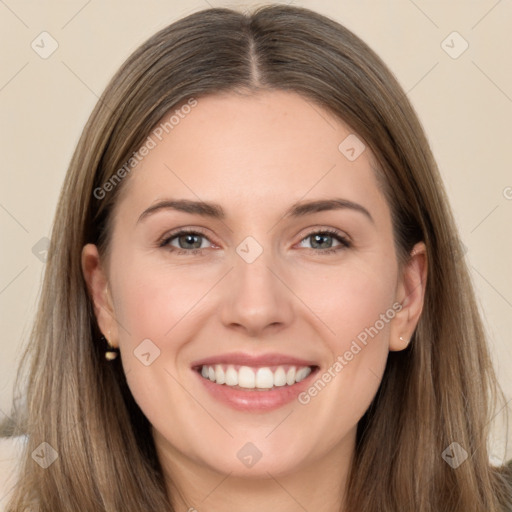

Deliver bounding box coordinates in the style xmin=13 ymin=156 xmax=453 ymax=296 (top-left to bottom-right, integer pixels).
xmin=191 ymin=352 xmax=318 ymax=369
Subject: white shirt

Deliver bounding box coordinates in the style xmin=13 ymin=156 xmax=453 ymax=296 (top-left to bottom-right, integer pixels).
xmin=0 ymin=436 xmax=27 ymax=511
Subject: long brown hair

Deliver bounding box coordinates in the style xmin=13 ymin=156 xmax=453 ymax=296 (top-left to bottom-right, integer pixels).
xmin=3 ymin=5 xmax=511 ymax=511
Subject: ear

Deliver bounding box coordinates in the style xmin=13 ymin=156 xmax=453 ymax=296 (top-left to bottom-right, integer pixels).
xmin=389 ymin=241 xmax=428 ymax=351
xmin=81 ymin=243 xmax=119 ymax=348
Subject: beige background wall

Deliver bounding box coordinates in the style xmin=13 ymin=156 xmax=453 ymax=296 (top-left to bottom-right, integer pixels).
xmin=0 ymin=0 xmax=511 ymax=459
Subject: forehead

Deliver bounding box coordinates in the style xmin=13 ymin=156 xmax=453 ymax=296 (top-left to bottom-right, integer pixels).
xmin=114 ymin=90 xmax=388 ymax=224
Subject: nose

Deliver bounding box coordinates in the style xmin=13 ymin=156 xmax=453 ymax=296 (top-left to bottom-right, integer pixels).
xmin=218 ymin=245 xmax=294 ymax=337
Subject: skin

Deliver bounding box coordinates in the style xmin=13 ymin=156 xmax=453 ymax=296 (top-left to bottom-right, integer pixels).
xmin=82 ymin=90 xmax=427 ymax=511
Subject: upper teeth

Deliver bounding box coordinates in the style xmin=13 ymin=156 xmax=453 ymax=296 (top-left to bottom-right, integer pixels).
xmin=200 ymin=364 xmax=312 ymax=389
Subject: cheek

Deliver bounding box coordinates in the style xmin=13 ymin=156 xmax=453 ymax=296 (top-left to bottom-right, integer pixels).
xmin=292 ymin=257 xmax=396 ymax=432
xmin=110 ymin=253 xmax=219 ymax=342
xmin=292 ymin=252 xmax=397 ymax=347
xmin=109 ymin=254 xmax=211 ymax=457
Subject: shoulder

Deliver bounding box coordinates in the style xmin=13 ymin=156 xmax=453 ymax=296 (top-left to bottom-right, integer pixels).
xmin=498 ymin=458 xmax=512 ymax=512
xmin=0 ymin=436 xmax=27 ymax=511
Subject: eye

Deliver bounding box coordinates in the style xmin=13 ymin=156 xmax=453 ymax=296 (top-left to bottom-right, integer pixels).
xmin=159 ymin=228 xmax=213 ymax=255
xmin=297 ymin=229 xmax=351 ymax=255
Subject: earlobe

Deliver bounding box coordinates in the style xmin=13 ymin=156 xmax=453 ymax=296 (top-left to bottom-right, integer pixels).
xmin=81 ymin=243 xmax=119 ymax=347
xmin=389 ymin=241 xmax=428 ymax=351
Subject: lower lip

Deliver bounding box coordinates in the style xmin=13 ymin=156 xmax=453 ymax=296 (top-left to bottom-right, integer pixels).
xmin=194 ymin=367 xmax=319 ymax=412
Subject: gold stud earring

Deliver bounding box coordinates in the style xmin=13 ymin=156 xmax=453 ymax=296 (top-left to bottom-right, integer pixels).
xmin=104 ymin=330 xmax=119 ymax=361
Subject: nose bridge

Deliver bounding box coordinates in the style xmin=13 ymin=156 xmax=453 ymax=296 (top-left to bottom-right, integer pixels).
xmin=219 ymin=235 xmax=294 ymax=335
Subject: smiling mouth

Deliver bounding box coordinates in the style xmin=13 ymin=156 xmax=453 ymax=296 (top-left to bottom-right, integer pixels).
xmin=194 ymin=364 xmax=319 ymax=391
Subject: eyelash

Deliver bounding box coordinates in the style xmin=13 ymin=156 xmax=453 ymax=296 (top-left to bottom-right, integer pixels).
xmin=158 ymin=227 xmax=351 ymax=256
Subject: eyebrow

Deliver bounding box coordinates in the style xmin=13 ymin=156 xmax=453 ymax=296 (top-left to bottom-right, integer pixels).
xmin=137 ymin=197 xmax=374 ymax=224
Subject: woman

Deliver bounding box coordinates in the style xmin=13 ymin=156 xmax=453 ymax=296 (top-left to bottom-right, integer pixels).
xmin=1 ymin=4 xmax=511 ymax=511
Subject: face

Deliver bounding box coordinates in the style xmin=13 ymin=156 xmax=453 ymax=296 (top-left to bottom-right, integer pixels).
xmin=83 ymin=90 xmax=426 ymax=482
